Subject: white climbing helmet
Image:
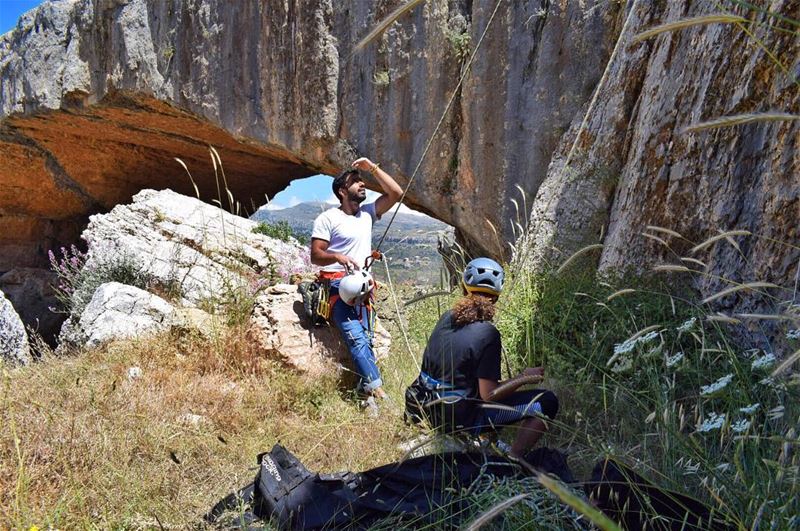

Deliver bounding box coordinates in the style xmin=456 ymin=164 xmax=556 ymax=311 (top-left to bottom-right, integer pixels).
xmin=338 ymin=270 xmax=375 ymax=306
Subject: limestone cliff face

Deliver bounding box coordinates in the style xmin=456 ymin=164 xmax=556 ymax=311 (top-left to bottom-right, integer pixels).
xmin=0 ymin=0 xmax=618 ymax=270
xmin=524 ymin=0 xmax=798 ymax=343
xmin=0 ymin=0 xmax=797 ymax=336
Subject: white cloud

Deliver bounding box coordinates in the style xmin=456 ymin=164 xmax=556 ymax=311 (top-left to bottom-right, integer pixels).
xmin=264 ymin=195 xmax=303 ymax=210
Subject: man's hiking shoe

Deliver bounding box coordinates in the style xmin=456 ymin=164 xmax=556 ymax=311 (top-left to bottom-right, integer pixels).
xmin=362 ymin=395 xmax=380 ymax=418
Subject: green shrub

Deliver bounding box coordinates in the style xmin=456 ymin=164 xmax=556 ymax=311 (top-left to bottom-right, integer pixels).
xmin=49 ymin=246 xmax=157 ymax=317
xmin=252 ymin=220 xmax=307 ymax=245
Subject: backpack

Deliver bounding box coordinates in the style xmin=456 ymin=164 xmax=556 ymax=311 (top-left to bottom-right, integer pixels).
xmin=204 ymin=445 xmax=548 ymax=530
xmin=204 ymin=444 xmax=360 ymax=529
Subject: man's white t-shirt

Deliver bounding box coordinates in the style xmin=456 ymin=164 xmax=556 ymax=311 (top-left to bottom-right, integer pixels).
xmin=312 ymin=202 xmax=379 ymax=272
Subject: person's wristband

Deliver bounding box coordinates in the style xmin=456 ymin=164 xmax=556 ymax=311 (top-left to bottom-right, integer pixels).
xmin=370 ymin=162 xmax=380 ymax=174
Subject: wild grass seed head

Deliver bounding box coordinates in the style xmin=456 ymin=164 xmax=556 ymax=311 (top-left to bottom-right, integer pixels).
xmin=666 ymin=351 xmax=684 ymax=368
xmin=676 ymin=317 xmax=696 ymax=333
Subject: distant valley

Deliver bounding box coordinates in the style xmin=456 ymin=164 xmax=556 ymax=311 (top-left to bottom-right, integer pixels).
xmin=251 ymin=202 xmax=454 ymax=285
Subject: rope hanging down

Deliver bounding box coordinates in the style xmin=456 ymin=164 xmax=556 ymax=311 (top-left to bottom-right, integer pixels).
xmin=371 ymin=0 xmax=506 ymax=254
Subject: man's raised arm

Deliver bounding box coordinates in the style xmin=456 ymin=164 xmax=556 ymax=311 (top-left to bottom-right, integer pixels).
xmin=351 ymin=157 xmax=403 ymax=218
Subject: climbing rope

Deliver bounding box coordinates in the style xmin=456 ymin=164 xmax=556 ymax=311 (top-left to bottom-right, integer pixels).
xmin=373 ymin=0 xmax=506 ymax=254
xmin=362 ymin=0 xmax=506 ymax=363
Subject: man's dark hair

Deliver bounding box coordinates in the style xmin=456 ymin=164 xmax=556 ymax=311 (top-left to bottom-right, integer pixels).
xmin=331 ymin=169 xmax=360 ymax=202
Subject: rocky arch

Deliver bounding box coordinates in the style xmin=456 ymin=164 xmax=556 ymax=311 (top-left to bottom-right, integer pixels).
xmin=1 ymin=0 xmax=619 ymax=272
xmin=2 ymin=0 xmax=797 ymax=350
xmin=0 ymin=91 xmax=324 ymax=270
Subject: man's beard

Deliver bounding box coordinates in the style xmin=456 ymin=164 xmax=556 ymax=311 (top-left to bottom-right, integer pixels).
xmin=347 ymin=189 xmax=366 ymax=204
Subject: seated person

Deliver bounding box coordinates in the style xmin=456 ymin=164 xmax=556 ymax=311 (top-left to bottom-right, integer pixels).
xmin=406 ymin=258 xmax=558 ymax=459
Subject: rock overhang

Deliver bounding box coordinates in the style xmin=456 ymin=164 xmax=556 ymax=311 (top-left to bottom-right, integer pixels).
xmin=0 ymin=91 xmax=324 ymax=270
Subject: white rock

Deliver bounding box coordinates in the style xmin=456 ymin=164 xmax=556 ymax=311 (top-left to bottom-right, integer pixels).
xmin=250 ymin=284 xmax=391 ymax=378
xmin=59 ymin=282 xmax=174 ymax=350
xmin=81 ymin=189 xmax=309 ymax=306
xmin=0 ymin=289 xmax=30 ymax=365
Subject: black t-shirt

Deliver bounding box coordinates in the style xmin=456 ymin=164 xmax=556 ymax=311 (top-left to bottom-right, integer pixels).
xmin=420 ymin=310 xmax=502 ymax=399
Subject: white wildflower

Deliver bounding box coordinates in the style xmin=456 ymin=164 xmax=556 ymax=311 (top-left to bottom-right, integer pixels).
xmin=613 ymin=339 xmax=636 ymax=355
xmin=666 ymin=352 xmax=684 ymax=368
xmin=677 ymin=317 xmax=696 ymax=333
xmin=751 ymin=352 xmax=776 ymax=370
xmin=731 ymin=419 xmax=751 ymax=433
xmin=786 ymin=329 xmax=800 ymax=340
xmin=739 ymin=403 xmax=760 ymax=414
xmin=127 ymin=366 xmax=143 ymax=380
xmin=697 ymin=412 xmax=726 ymax=433
xmin=700 ymin=373 xmax=734 ymax=397
xmin=639 ymin=330 xmax=660 ymax=344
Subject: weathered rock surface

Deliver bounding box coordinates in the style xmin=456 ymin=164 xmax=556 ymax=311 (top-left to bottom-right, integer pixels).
xmin=80 ymin=188 xmax=309 ymax=305
xmin=57 ymin=188 xmax=311 ymax=347
xmin=0 ymin=288 xmax=30 ymax=364
xmin=521 ymin=0 xmax=799 ymax=345
xmin=251 ymin=284 xmax=391 ymax=379
xmin=0 ymin=0 xmax=617 ymax=272
xmin=0 ymin=0 xmax=796 ymax=345
xmin=59 ymin=281 xmax=174 ymax=350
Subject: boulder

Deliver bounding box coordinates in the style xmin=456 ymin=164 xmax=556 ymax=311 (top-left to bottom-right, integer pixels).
xmin=55 ymin=189 xmax=312 ymax=351
xmin=79 ymin=188 xmax=309 ymax=306
xmin=250 ymin=284 xmax=391 ymax=379
xmin=0 ymin=267 xmax=63 ymax=344
xmin=0 ymin=288 xmax=30 ymax=365
xmin=58 ymin=281 xmax=174 ymax=350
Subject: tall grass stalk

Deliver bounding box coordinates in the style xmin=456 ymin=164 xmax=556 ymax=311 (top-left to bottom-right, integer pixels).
xmin=353 ymin=0 xmax=427 ymax=52
xmin=555 ymin=244 xmax=603 ymax=275
xmin=632 ymin=14 xmax=748 ymax=43
xmin=683 ymin=113 xmax=800 ymax=133
xmin=463 ymin=493 xmax=528 ymax=531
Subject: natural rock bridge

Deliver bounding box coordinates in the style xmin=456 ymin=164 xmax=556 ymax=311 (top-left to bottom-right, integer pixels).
xmin=1 ymin=0 xmax=797 ymax=345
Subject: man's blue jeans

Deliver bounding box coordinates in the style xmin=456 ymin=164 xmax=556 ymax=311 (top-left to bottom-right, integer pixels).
xmin=330 ymin=281 xmax=382 ymax=393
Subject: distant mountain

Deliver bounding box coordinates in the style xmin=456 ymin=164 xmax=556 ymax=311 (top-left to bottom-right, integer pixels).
xmin=251 ymin=201 xmax=453 ymax=285
xmin=251 ymin=201 xmax=451 ymax=236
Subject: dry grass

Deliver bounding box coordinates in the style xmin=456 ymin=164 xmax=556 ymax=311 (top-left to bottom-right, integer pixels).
xmin=632 ymin=14 xmax=748 ymax=43
xmin=683 ymin=112 xmax=800 ymax=133
xmin=0 ymin=325 xmax=413 ymax=528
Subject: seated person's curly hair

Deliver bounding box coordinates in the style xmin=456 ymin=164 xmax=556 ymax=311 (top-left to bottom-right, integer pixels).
xmin=452 ymin=294 xmax=497 ymax=327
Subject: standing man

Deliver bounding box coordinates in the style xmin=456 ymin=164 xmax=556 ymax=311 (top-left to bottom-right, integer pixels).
xmin=310 ymin=157 xmax=403 ymax=412
xmin=406 ymin=258 xmax=559 ymax=459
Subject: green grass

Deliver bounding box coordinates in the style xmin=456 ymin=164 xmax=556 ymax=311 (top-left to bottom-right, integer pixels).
xmin=495 ymin=266 xmax=800 ymax=528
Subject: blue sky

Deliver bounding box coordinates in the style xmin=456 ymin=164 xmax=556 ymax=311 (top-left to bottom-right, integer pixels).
xmin=1 ymin=0 xmax=42 ymax=35
xmin=264 ymin=174 xmax=422 ymax=216
xmin=268 ymin=174 xmax=336 ymax=209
